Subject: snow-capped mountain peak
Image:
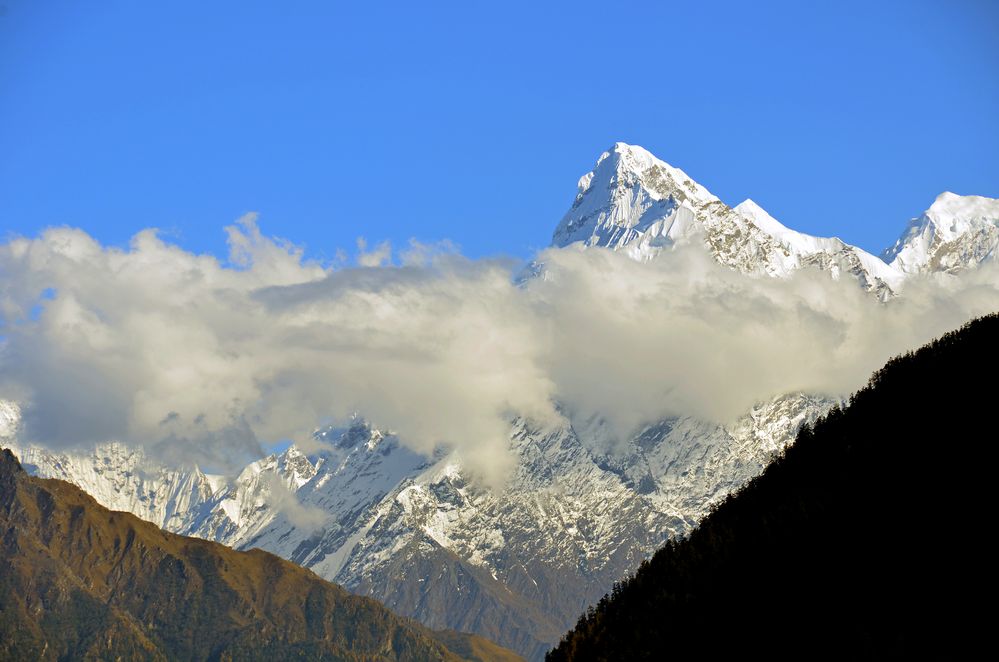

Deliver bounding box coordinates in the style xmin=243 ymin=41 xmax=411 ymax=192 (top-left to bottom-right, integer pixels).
xmin=882 ymin=192 xmax=999 ymax=274
xmin=733 ymin=198 xmax=784 ymax=235
xmin=553 ymin=143 xmax=720 ymax=255
xmin=554 ymin=143 xmax=905 ymax=296
xmin=926 ymin=191 xmax=999 ymax=238
xmin=732 ymin=197 xmax=833 ymax=253
xmin=732 ymin=197 xmax=836 ymax=252
xmin=589 ymin=142 xmax=718 ymax=203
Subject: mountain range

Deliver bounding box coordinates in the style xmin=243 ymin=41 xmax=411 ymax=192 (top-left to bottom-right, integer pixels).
xmin=3 ymin=143 xmax=998 ymax=659
xmin=553 ymin=143 xmax=996 ymax=295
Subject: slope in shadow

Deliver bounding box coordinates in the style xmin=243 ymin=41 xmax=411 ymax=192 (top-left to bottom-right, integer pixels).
xmin=548 ymin=313 xmax=999 ymax=660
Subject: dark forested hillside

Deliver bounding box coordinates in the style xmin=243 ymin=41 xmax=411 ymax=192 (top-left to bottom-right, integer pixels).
xmin=0 ymin=448 xmax=522 ymax=662
xmin=548 ymin=314 xmax=999 ymax=660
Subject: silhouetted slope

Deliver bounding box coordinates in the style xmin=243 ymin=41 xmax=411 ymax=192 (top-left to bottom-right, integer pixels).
xmin=548 ymin=314 xmax=999 ymax=660
xmin=0 ymin=449 xmax=522 ymax=662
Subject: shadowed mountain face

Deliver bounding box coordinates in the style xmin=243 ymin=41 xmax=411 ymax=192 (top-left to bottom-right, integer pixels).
xmin=547 ymin=314 xmax=999 ymax=661
xmin=0 ymin=449 xmax=522 ymax=662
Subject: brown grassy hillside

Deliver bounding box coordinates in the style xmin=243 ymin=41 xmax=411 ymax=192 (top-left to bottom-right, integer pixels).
xmin=0 ymin=448 xmax=522 ymax=661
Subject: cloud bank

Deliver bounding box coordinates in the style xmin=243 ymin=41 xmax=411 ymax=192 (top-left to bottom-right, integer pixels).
xmin=2 ymin=218 xmax=997 ymax=477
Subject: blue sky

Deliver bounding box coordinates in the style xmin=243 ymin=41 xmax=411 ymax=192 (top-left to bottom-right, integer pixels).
xmin=1 ymin=0 xmax=997 ymax=262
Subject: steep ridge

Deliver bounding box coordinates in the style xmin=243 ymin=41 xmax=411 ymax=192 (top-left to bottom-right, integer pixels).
xmin=547 ymin=314 xmax=999 ymax=660
xmin=0 ymin=447 xmax=521 ymax=662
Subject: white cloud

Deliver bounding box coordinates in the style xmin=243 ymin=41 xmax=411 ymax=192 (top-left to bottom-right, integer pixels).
xmin=259 ymin=472 xmax=328 ymax=531
xmin=355 ymin=237 xmax=393 ymax=267
xmin=1 ymin=220 xmax=997 ymax=480
xmin=530 ymin=245 xmax=999 ymax=437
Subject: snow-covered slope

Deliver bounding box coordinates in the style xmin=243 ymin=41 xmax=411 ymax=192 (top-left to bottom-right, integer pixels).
xmin=3 ymin=404 xmax=224 ymax=534
xmin=554 ymin=143 xmax=904 ymax=296
xmin=0 ymin=401 xmax=18 ymax=439
xmin=881 ymin=191 xmax=999 ymax=274
xmin=9 ymin=440 xmax=224 ymax=533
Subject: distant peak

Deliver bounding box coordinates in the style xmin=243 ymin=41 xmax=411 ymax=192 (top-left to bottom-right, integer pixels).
xmin=581 ymin=142 xmax=686 ymax=194
xmin=734 ymin=198 xmax=767 ymax=217
xmin=596 ymin=142 xmax=663 ymax=173
xmin=554 ymin=143 xmax=719 ymax=249
xmin=595 ymin=143 xmax=717 ymax=201
xmin=928 ymin=191 xmax=965 ymax=215
xmin=882 ymin=191 xmax=999 ymax=273
xmin=734 ymin=199 xmax=787 ymax=236
xmin=610 ymin=141 xmax=652 ymax=156
xmin=927 ymin=191 xmax=999 ymax=220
